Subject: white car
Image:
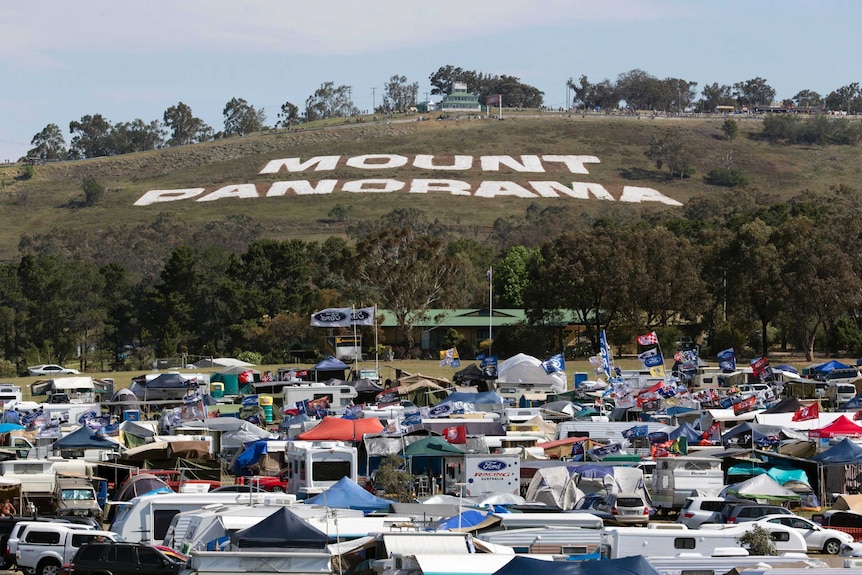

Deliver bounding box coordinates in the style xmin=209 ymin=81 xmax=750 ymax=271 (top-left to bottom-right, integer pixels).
xmin=27 ymin=364 xmax=80 ymax=376
xmin=756 ymin=514 xmax=854 ymax=554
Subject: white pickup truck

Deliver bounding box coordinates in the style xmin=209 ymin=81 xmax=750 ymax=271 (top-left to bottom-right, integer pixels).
xmin=15 ymin=523 xmax=118 ymax=575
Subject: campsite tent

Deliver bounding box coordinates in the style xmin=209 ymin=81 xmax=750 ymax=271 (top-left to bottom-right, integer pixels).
xmin=230 ymin=507 xmax=332 ymax=549
xmin=668 ymin=422 xmax=703 ymax=443
xmin=722 ymin=473 xmax=801 ymax=503
xmin=763 ymin=397 xmax=804 ymax=414
xmin=812 ymin=438 xmax=862 ymax=464
xmin=52 ymin=426 xmax=121 ymax=451
xmin=295 ymin=417 xmax=383 ymax=441
xmin=115 ymin=473 xmax=172 ymax=501
xmin=496 ymin=353 xmax=567 ymax=394
xmin=312 ymin=356 xmax=350 ymax=381
xmin=303 ymin=476 xmax=392 ymax=513
xmin=403 ymin=436 xmax=465 ymax=456
xmin=808 ymin=415 xmax=862 ymax=439
xmin=493 ymin=554 xmax=660 ymax=575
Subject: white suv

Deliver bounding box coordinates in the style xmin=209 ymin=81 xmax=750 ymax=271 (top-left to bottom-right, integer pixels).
xmin=677 ymin=496 xmax=727 ymax=528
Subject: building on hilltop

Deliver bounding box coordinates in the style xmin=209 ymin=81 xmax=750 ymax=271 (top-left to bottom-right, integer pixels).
xmin=438 ymin=82 xmax=482 ymax=113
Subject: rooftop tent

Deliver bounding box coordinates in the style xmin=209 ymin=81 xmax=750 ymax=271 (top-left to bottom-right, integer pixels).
xmin=403 ymin=435 xmax=465 ymax=456
xmin=723 ymin=473 xmax=801 ymax=502
xmin=496 ymin=353 xmax=567 ymax=394
xmin=295 ymin=417 xmax=383 ymax=441
xmin=230 ymin=507 xmax=332 ymax=549
xmin=493 ymin=554 xmax=660 ymax=575
xmin=230 ymin=439 xmax=270 ymax=476
xmin=812 ymin=437 xmax=862 ymax=464
xmin=808 ymin=414 xmax=862 ymax=439
xmin=303 ymin=476 xmax=392 ymax=513
xmin=52 ymin=425 xmax=121 ymax=450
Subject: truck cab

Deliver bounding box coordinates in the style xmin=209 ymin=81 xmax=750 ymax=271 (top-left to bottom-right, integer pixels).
xmin=51 ymin=478 xmax=101 ymax=519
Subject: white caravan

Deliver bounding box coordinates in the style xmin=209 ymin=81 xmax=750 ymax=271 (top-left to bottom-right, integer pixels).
xmin=651 ymin=456 xmax=724 ymax=513
xmin=284 ymin=441 xmax=358 ymax=497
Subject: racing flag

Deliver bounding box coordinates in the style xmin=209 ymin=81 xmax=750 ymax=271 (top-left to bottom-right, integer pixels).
xmin=792 ymin=403 xmax=819 ymax=422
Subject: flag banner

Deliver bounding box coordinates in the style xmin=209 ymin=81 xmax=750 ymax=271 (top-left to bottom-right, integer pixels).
xmin=622 ymin=424 xmax=649 ymax=439
xmin=351 ymin=306 xmax=376 ymax=326
xmin=542 ymin=353 xmax=566 ymax=374
xmin=755 ymin=434 xmax=780 ymax=448
xmin=439 ymin=347 xmax=461 ymax=368
xmin=648 ymin=431 xmax=670 ymax=444
xmin=591 ymin=442 xmax=622 ymax=459
xmin=792 ymin=403 xmax=819 ymax=421
xmin=382 ymin=419 xmax=402 ymax=436
xmin=283 ymin=403 xmax=300 ymax=416
xmin=476 ymin=353 xmax=485 ymax=362
xmin=733 ymin=395 xmax=757 ymax=415
xmin=443 ymin=425 xmax=467 ymax=444
xmin=717 ymin=348 xmax=736 ymax=371
xmin=671 ymin=436 xmax=688 ymax=455
xmin=402 ymin=411 xmax=422 ymax=427
xmin=638 ymin=347 xmax=664 ymax=368
xmin=238 ymin=370 xmax=255 ymax=384
xmin=427 ymin=403 xmax=455 ymax=418
xmin=701 ymin=422 xmax=721 ymax=440
xmin=480 ymin=355 xmax=498 ymax=378
xmin=241 ymin=394 xmax=259 ymax=407
xmin=571 ymin=442 xmax=585 ymax=461
xmin=649 ymin=365 xmax=667 ymax=378
xmin=855 ymin=410 xmax=862 ymax=421
xmin=637 ymin=331 xmax=659 ymax=346
xmin=680 ymin=349 xmax=699 ymax=371
xmin=750 ymin=357 xmax=770 ymax=379
xmin=261 ymin=371 xmax=272 ymax=382
xmin=310 ymin=307 xmax=353 ymax=327
xmin=600 ymin=330 xmax=614 ymax=376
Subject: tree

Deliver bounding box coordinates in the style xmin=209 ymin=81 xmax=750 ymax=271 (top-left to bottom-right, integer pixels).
xmin=276 ymin=101 xmax=300 ymax=128
xmin=382 ymin=74 xmax=419 ymax=112
xmin=304 ymin=82 xmax=357 ymax=122
xmin=616 ymin=69 xmax=665 ymax=110
xmin=645 ymin=128 xmax=695 ymax=179
xmin=567 ymin=75 xmax=619 ymax=111
xmin=825 ymin=83 xmax=862 ymax=113
xmin=356 ymin=228 xmax=457 ymax=357
xmin=27 ymin=124 xmax=67 ymax=161
xmin=495 ymin=245 xmax=535 ymax=307
xmin=792 ymin=89 xmax=823 ymax=108
xmin=722 ymin=118 xmax=739 ymax=140
xmin=81 ymin=177 xmax=105 ymax=206
xmin=733 ymin=77 xmax=776 ymax=108
xmin=697 ymin=83 xmax=735 ymax=112
xmin=223 ymin=97 xmax=266 ymax=136
xmin=428 ymin=65 xmax=476 ymax=96
xmin=110 ymin=119 xmax=164 ymax=154
xmin=68 ymin=114 xmax=113 ymax=159
xmin=163 ymin=102 xmax=213 ymax=146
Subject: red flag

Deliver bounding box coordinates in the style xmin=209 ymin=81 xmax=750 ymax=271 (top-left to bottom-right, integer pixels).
xmin=238 ymin=370 xmax=255 ymax=384
xmin=261 ymin=372 xmax=272 ymax=382
xmin=637 ymin=331 xmax=658 ymax=346
xmin=701 ymin=421 xmax=721 ymax=440
xmin=855 ymin=410 xmax=862 ymax=421
xmin=733 ymin=396 xmax=757 ymax=415
xmin=443 ymin=425 xmax=467 ymax=444
xmin=792 ymin=403 xmax=819 ymax=422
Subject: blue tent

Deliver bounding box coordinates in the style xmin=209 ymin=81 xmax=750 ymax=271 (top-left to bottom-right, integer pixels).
xmin=812 ymin=360 xmax=852 ymax=374
xmin=312 ymin=355 xmax=349 ymax=382
xmin=303 ymin=476 xmax=392 ymax=513
xmin=493 ymin=555 xmax=659 ymax=575
xmin=436 ymin=509 xmax=500 ymax=531
xmin=230 ymin=440 xmax=269 ymax=476
xmin=668 ymin=421 xmax=703 ymax=443
xmin=774 ymin=363 xmax=799 ymax=374
xmin=812 ymin=438 xmax=862 ymax=464
xmin=52 ymin=426 xmax=119 ymax=450
xmin=230 ymin=507 xmax=332 ymax=548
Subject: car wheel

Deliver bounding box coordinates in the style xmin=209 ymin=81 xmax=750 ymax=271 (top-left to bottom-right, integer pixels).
xmin=38 ymin=559 xmax=61 ymax=575
xmin=824 ymin=538 xmax=842 ymax=555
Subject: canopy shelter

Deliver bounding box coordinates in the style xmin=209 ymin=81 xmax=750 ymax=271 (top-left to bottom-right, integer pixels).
xmin=721 ymin=421 xmax=806 ymax=448
xmin=812 ymin=438 xmax=862 ymax=464
xmin=808 ymin=415 xmax=862 ymax=439
xmin=722 ymin=473 xmax=801 ymax=503
xmin=312 ymin=356 xmax=350 ymax=382
xmin=230 ymin=507 xmax=332 ymax=549
xmin=805 ymin=360 xmax=852 ymax=377
xmin=668 ymin=421 xmax=703 ymax=443
xmin=52 ymin=426 xmax=121 ymax=452
xmin=303 ymin=476 xmax=392 ymax=513
xmin=295 ymin=417 xmax=383 ymax=441
xmin=763 ymin=397 xmax=805 ymax=414
xmin=403 ymin=435 xmax=464 ymax=481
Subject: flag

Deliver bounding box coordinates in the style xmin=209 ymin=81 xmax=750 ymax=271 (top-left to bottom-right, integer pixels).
xmin=571 ymin=442 xmax=585 ymax=461
xmin=854 ymin=410 xmax=862 ymax=421
xmin=792 ymin=403 xmax=819 ymax=422
xmin=639 ymin=348 xmax=664 ymax=369
xmin=671 ymin=436 xmax=688 ymax=455
xmin=238 ymin=370 xmax=255 ymax=384
xmin=439 ymin=347 xmax=461 ymax=368
xmin=443 ymin=425 xmax=467 ymax=444
xmin=750 ymin=357 xmax=772 ymax=380
xmin=261 ymin=371 xmax=273 ymax=382
xmin=680 ymin=349 xmax=699 ymax=371
xmin=733 ymin=395 xmax=757 ymax=415
xmin=622 ymin=424 xmax=648 ymax=439
xmin=717 ymin=348 xmax=736 ymax=371
xmin=648 ymin=431 xmax=670 ymax=444
xmin=351 ymin=306 xmax=376 ymax=326
xmin=599 ymin=330 xmax=614 ymax=377
xmin=427 ymin=403 xmax=455 ymax=418
xmin=590 ymin=443 xmax=622 ymax=459
xmin=701 ymin=422 xmax=721 ymax=440
xmin=310 ymin=307 xmax=353 ymax=327
xmin=402 ymin=411 xmax=422 ymax=427
xmin=649 ymin=365 xmax=667 ymax=378
xmin=486 ymin=268 xmax=492 ymax=280
xmin=637 ymin=331 xmax=658 ymax=346
xmin=542 ymin=353 xmax=566 ymax=374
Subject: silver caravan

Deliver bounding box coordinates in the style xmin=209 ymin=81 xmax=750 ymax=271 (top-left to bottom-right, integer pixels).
xmin=651 ymin=456 xmax=724 ymax=513
xmin=282 ymin=383 xmax=358 ymax=413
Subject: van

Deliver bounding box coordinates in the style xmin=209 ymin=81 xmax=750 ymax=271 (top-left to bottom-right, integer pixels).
xmin=828 ymin=382 xmax=857 ymax=407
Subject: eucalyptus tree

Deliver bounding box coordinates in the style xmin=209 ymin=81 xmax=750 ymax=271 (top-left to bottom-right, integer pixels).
xmin=27 ymin=123 xmax=67 ymax=161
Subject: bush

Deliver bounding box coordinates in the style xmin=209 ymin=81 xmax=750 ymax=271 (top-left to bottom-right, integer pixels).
xmin=705 ymin=167 xmax=750 ymax=187
xmin=737 ymin=524 xmax=777 ymax=555
xmin=0 ymin=360 xmax=15 ymax=378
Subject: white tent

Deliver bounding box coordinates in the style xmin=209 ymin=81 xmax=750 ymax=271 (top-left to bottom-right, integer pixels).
xmin=524 ymin=466 xmax=582 ymax=509
xmin=497 ymin=353 xmax=567 ymax=393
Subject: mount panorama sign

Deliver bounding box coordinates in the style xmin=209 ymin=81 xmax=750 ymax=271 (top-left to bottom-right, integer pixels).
xmin=134 ymin=154 xmax=683 ymax=207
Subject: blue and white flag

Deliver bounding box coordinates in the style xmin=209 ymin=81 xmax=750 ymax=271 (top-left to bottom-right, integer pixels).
xmin=542 ymin=353 xmax=566 ymax=374
xmin=591 ymin=443 xmax=622 ymax=459
xmin=622 ymin=424 xmax=649 ymax=439
xmin=717 ymin=348 xmax=736 ymax=371
xmin=427 ymin=402 xmax=455 ymax=418
xmin=599 ymin=330 xmax=614 ymax=377
xmin=402 ymin=411 xmax=422 ymax=427
xmin=638 ymin=347 xmax=664 ymax=369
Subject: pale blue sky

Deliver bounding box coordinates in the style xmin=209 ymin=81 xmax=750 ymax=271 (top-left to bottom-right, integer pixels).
xmin=2 ymin=0 xmax=860 ymax=162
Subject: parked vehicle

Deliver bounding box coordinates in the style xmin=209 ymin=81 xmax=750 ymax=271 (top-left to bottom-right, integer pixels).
xmin=62 ymin=542 xmax=186 ymax=575
xmin=595 ymin=492 xmax=650 ymax=526
xmin=755 ymin=514 xmax=853 ymax=554
xmin=2 ymin=517 xmax=100 ymax=570
xmin=676 ymin=496 xmax=727 ymax=528
xmin=16 ymin=523 xmax=118 ymax=575
xmin=27 ymin=366 xmax=79 ymax=376
xmin=51 ymin=478 xmax=101 ymax=519
xmin=651 ymin=456 xmax=724 ymax=514
xmin=720 ymin=503 xmax=793 ymax=524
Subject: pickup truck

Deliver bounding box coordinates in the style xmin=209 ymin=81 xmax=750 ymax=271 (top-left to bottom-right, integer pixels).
xmin=15 ymin=523 xmax=117 ymax=575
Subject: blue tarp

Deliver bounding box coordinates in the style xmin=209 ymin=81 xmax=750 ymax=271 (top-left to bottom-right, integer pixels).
xmin=303 ymin=476 xmax=392 ymax=513
xmin=493 ymin=555 xmax=659 ymax=575
xmin=230 ymin=440 xmax=268 ymax=476
xmin=812 ymin=438 xmax=862 ymax=464
xmin=437 ymin=509 xmax=497 ymax=531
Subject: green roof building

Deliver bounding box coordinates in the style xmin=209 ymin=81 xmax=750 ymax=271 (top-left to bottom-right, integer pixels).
xmin=438 ymin=82 xmax=482 ymax=113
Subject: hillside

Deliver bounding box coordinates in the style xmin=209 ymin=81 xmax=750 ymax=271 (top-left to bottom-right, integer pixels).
xmin=1 ymin=113 xmax=861 ymax=262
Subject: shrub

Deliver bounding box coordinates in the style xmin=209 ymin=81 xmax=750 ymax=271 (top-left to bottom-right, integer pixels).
xmin=705 ymin=167 xmax=750 ymax=187
xmin=737 ymin=524 xmax=777 ymax=556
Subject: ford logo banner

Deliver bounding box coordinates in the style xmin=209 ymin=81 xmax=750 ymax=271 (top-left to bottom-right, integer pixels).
xmin=477 ymin=460 xmax=507 ymax=471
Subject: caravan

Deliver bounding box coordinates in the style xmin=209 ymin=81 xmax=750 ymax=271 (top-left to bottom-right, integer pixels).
xmin=284 ymin=441 xmax=357 ymax=497
xmin=651 ymin=456 xmax=724 ymax=514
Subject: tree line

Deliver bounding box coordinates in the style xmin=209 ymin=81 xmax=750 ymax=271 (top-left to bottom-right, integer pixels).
xmin=4 ymin=185 xmax=862 ymax=377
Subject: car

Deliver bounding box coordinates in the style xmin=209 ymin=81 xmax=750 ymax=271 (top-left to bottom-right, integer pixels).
xmin=62 ymin=542 xmax=186 ymax=575
xmin=210 ymin=484 xmax=265 ymax=493
xmin=27 ymin=365 xmax=80 ymax=376
xmin=720 ymin=502 xmax=793 ymax=524
xmin=677 ymin=496 xmax=727 ymax=528
xmin=235 ymin=468 xmax=289 ymax=492
xmin=756 ymin=514 xmax=854 ymax=554
xmin=594 ymin=492 xmax=650 ymax=526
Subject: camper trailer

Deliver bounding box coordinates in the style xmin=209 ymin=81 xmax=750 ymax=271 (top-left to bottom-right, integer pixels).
xmin=284 ymin=441 xmax=357 ymax=497
xmin=282 ymin=383 xmax=358 ymax=413
xmin=651 ymin=456 xmax=724 ymax=514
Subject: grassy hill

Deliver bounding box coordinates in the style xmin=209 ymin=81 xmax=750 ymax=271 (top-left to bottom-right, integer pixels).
xmin=1 ymin=112 xmax=861 ymax=263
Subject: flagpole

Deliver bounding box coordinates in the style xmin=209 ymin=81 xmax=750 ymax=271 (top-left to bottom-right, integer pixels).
xmin=374 ymin=304 xmax=379 ymax=375
xmin=352 ymin=305 xmax=359 ymax=376
xmin=488 ymin=266 xmax=493 ymax=357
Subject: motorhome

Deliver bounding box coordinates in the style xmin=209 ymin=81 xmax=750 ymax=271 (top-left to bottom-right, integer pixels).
xmin=651 ymin=456 xmax=725 ymax=514
xmin=0 ymin=384 xmax=22 ymax=407
xmin=282 ymin=383 xmax=358 ymax=413
xmin=599 ymin=524 xmax=806 ymax=558
xmin=284 ymin=441 xmax=357 ymax=497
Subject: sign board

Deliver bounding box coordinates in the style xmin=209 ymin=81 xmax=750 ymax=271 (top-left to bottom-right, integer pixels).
xmin=463 ymin=454 xmax=520 ymax=497
xmin=334 ymin=335 xmax=361 ymax=361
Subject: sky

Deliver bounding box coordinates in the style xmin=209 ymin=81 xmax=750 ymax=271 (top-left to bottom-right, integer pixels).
xmin=1 ymin=0 xmax=861 ymax=163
